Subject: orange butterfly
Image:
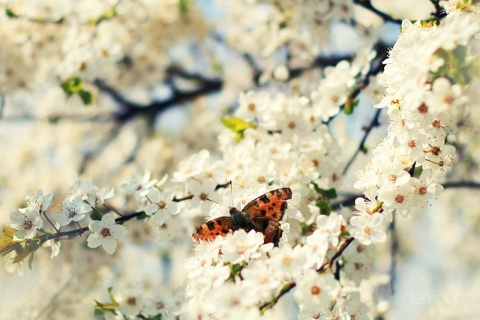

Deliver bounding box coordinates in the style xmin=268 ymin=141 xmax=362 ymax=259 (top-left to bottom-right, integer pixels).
xmin=192 ymin=187 xmax=292 ymax=245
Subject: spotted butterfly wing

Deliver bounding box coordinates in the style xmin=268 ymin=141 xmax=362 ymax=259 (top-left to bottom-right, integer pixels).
xmin=243 ymin=187 xmax=292 ymax=244
xmin=192 ymin=216 xmax=235 ymax=242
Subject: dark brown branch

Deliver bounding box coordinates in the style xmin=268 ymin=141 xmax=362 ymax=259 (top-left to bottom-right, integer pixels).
xmin=41 ymin=211 xmax=143 ymax=242
xmin=342 ymin=108 xmax=382 ymax=175
xmin=352 ymin=0 xmax=403 ymax=24
xmin=172 ymin=194 xmax=194 ymax=202
xmin=429 ymin=0 xmax=447 ymax=20
xmin=443 ymin=181 xmax=480 ymax=189
xmin=317 ymin=237 xmax=355 ymax=271
xmin=389 ymin=214 xmax=398 ymax=294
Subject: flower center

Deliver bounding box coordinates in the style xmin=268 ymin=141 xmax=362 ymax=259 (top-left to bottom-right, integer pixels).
xmin=101 ymin=228 xmax=111 ymax=237
xmin=395 ymin=195 xmax=405 ymax=204
xmin=158 ymin=201 xmax=166 ymax=210
xmin=310 ymin=285 xmax=321 ymax=295
xmin=127 ymin=297 xmax=137 ymax=306
xmin=22 ymin=219 xmax=33 ymax=230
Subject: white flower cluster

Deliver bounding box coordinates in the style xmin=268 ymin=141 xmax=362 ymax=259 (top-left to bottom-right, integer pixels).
xmin=121 ymin=171 xmax=181 ymax=233
xmin=5 ymin=179 xmax=127 ymax=264
xmin=1 ymin=0 xmax=207 ymax=92
xmin=354 ymin=11 xmax=480 ymax=222
xmin=219 ymin=0 xmax=355 ymax=60
xmin=184 ymin=221 xmax=369 ymax=319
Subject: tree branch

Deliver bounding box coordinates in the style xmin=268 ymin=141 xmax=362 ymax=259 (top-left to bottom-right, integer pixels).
xmin=352 ymin=0 xmax=403 ymax=24
xmin=342 ymin=108 xmax=382 ymax=175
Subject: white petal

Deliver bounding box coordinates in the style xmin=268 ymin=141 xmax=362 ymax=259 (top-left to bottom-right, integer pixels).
xmin=102 ymin=213 xmax=116 ymax=226
xmin=371 ymin=230 xmax=387 ymax=243
xmin=87 ymin=234 xmax=102 ymax=248
xmin=102 ymin=238 xmax=117 ymax=254
xmin=110 ymin=224 xmax=127 ymax=238
xmin=89 ymin=220 xmax=102 ymax=232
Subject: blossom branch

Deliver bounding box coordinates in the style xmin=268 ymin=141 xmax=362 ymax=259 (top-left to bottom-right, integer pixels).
xmin=259 ymin=237 xmax=355 ymax=313
xmin=40 ymin=210 xmax=143 ymax=243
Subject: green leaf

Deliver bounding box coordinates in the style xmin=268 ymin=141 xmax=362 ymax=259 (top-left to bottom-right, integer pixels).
xmin=317 ymin=198 xmax=331 ymax=216
xmin=340 ymin=230 xmax=351 ymax=237
xmin=222 ymin=117 xmax=254 ymax=142
xmin=108 ymin=287 xmax=119 ymax=306
xmin=78 ymin=90 xmax=94 ymax=106
xmin=179 ymin=0 xmax=189 ymax=15
xmin=311 ymin=182 xmax=337 ymax=199
xmin=457 ymin=0 xmax=473 ymax=9
xmin=136 ymin=211 xmax=148 ymax=220
xmin=344 ymin=98 xmax=359 ymax=115
xmin=230 ymin=263 xmax=243 ymax=276
xmin=88 ymin=7 xmax=117 ymax=25
xmin=94 ymin=300 xmax=117 ymax=315
xmin=413 ymin=165 xmax=423 ymax=178
xmin=222 ymin=117 xmax=250 ymax=132
xmin=147 ymin=313 xmax=163 ymax=320
xmin=5 ymin=8 xmax=20 ymax=18
xmin=28 ymin=251 xmax=34 ymax=270
xmin=61 ymin=77 xmax=83 ymax=96
xmin=0 ymin=226 xmax=16 ymax=255
xmin=90 ymin=210 xmax=103 ymax=221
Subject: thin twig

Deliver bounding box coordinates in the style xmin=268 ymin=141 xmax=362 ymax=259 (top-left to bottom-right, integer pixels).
xmin=443 ymin=181 xmax=480 ymax=189
xmin=42 ymin=212 xmax=59 ymax=233
xmin=343 ymin=108 xmax=382 ymax=175
xmin=389 ymin=214 xmax=398 ymax=294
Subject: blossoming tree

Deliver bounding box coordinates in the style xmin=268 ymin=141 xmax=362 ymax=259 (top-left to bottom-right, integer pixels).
xmin=1 ymin=0 xmax=480 ymax=319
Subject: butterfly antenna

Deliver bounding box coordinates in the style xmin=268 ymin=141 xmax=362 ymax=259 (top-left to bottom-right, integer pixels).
xmin=207 ymin=197 xmax=228 ymax=209
xmin=229 ymin=180 xmax=233 ymax=207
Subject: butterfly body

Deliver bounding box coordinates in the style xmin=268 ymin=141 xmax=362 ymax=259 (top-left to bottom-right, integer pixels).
xmin=192 ymin=187 xmax=292 ymax=245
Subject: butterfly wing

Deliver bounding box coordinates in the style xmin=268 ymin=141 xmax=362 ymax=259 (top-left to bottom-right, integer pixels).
xmin=192 ymin=216 xmax=235 ymax=242
xmin=242 ymin=187 xmax=292 ymax=222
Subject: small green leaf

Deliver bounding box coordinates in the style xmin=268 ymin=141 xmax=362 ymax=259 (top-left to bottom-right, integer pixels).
xmin=147 ymin=313 xmax=163 ymax=320
xmin=108 ymin=287 xmax=119 ymax=306
xmin=0 ymin=226 xmax=17 ymax=255
xmin=222 ymin=117 xmax=250 ymax=132
xmin=179 ymin=0 xmax=189 ymax=15
xmin=5 ymin=8 xmax=20 ymax=18
xmin=136 ymin=211 xmax=148 ymax=220
xmin=88 ymin=7 xmax=117 ymax=25
xmin=317 ymin=198 xmax=331 ymax=215
xmin=94 ymin=300 xmax=117 ymax=315
xmin=61 ymin=77 xmax=83 ymax=96
xmin=344 ymin=98 xmax=359 ymax=115
xmin=311 ymin=182 xmax=337 ymax=199
xmin=222 ymin=117 xmax=253 ymax=141
xmin=340 ymin=230 xmax=351 ymax=237
xmin=457 ymin=0 xmax=473 ymax=9
xmin=413 ymin=165 xmax=423 ymax=178
xmin=28 ymin=252 xmax=34 ymax=270
xmin=230 ymin=263 xmax=243 ymax=276
xmin=78 ymin=90 xmax=94 ymax=106
xmin=90 ymin=211 xmax=102 ymax=221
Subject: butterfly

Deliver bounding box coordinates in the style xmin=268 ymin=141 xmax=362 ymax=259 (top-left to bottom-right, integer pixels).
xmin=192 ymin=187 xmax=292 ymax=245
